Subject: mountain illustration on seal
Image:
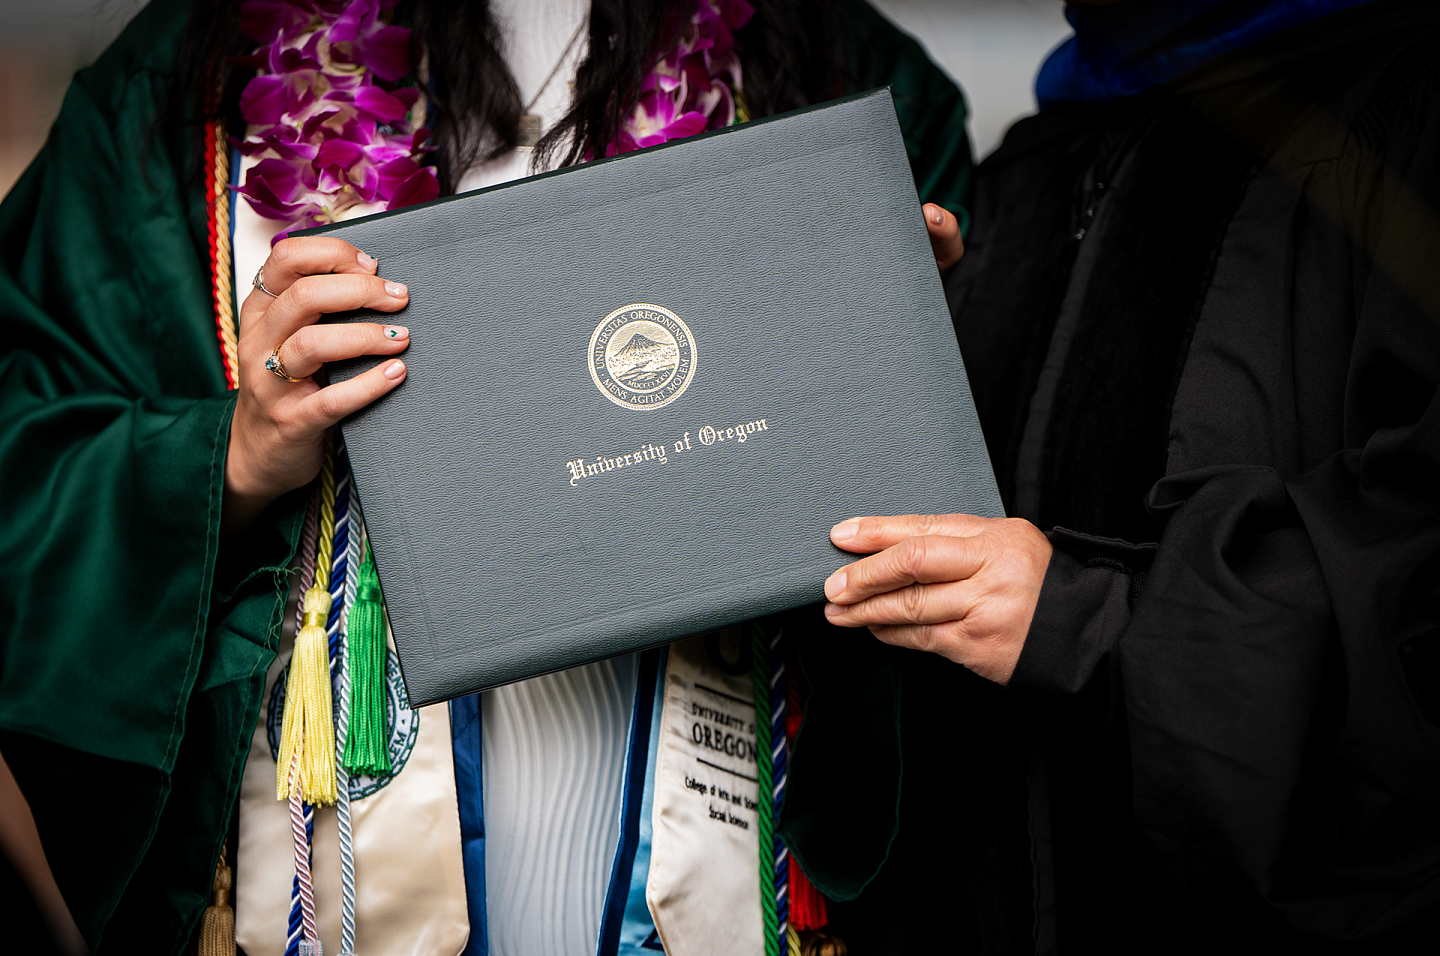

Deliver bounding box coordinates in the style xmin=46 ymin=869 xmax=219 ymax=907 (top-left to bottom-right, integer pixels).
xmin=607 ymin=331 xmax=679 ymax=388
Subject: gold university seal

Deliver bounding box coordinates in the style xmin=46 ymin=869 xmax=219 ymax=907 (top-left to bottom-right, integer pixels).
xmin=588 ymin=303 xmax=697 ymax=410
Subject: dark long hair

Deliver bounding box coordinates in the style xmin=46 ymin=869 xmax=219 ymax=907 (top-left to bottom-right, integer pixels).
xmin=171 ymin=0 xmax=843 ymax=193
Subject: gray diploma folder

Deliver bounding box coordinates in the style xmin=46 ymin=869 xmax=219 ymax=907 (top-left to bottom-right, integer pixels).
xmin=313 ymin=88 xmax=1002 ymax=706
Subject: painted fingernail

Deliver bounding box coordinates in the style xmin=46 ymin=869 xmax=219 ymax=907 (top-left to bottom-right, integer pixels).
xmin=832 ymin=520 xmax=859 ymax=542
xmin=383 ymin=360 xmax=406 ymax=380
xmin=384 ymin=326 xmax=408 ymax=340
xmin=385 ymin=281 xmax=408 ymax=298
xmin=824 ymin=570 xmax=846 ymax=599
xmin=358 ymin=252 xmax=377 ymax=269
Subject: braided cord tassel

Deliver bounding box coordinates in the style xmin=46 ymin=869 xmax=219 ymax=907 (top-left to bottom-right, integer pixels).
xmin=331 ymin=453 xmax=359 ymax=956
xmin=752 ymin=623 xmax=780 ymax=956
xmin=278 ymin=445 xmax=339 ymax=805
xmin=204 ymin=109 xmax=238 ymax=391
xmin=294 ymin=483 xmax=320 ymax=647
xmin=281 ymin=450 xmax=339 ymax=956
xmin=315 ymin=451 xmax=336 ymax=591
xmin=289 ymin=758 xmax=320 ymax=956
xmin=343 ymin=544 xmax=390 ymax=776
xmin=286 ymin=489 xmax=319 ymax=956
xmin=770 ymin=628 xmax=790 ymax=950
xmin=326 ymin=473 xmax=349 ymax=659
xmin=208 ymin=116 xmax=238 ymax=390
xmin=199 ymin=71 xmax=238 ymax=956
xmin=199 ymin=846 xmax=235 ymax=956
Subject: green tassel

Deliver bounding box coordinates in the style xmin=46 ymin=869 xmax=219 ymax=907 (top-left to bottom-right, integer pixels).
xmin=343 ymin=545 xmax=392 ymax=776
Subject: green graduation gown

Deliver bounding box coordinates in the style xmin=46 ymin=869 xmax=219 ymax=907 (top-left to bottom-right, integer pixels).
xmin=0 ymin=0 xmax=971 ymax=951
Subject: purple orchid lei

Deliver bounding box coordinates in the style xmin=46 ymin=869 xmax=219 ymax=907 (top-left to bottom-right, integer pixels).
xmin=608 ymin=0 xmax=755 ymax=156
xmin=233 ymin=0 xmax=754 ymax=238
xmin=233 ymin=0 xmax=437 ymax=240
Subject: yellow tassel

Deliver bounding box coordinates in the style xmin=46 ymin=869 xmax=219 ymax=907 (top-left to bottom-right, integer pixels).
xmin=276 ymin=584 xmax=338 ymax=805
xmin=199 ymin=848 xmax=235 ymax=956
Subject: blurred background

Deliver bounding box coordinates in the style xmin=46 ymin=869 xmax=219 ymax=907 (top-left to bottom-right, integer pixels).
xmin=0 ymin=0 xmax=1071 ymax=951
xmin=0 ymin=0 xmax=147 ymax=198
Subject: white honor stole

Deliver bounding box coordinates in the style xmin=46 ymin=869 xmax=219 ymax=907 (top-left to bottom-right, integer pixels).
xmin=644 ymin=633 xmax=766 ymax=956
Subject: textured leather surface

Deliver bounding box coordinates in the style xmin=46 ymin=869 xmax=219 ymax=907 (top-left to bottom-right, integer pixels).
xmin=312 ymin=90 xmax=1001 ymax=705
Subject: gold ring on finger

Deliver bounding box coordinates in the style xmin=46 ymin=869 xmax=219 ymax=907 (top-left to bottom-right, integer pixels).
xmin=253 ymin=266 xmax=279 ymax=297
xmin=265 ymin=347 xmax=302 ymax=382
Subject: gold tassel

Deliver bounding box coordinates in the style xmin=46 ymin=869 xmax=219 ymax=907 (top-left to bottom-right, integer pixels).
xmin=199 ymin=848 xmax=235 ymax=956
xmin=276 ymin=584 xmax=338 ymax=805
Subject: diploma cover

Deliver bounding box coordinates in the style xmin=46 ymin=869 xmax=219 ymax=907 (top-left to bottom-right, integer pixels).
xmin=314 ymin=89 xmax=1002 ymax=706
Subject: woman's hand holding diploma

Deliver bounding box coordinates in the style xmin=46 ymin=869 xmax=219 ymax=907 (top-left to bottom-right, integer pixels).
xmin=823 ymin=515 xmax=1052 ymax=685
xmin=223 ymin=237 xmax=412 ymax=534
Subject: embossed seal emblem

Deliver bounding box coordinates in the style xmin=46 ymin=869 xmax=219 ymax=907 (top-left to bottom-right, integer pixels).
xmin=589 ymin=303 xmax=696 ymax=410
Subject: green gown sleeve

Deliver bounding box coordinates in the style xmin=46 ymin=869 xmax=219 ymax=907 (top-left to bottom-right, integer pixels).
xmin=845 ymin=0 xmax=974 ymax=233
xmin=0 ymin=0 xmax=299 ymax=950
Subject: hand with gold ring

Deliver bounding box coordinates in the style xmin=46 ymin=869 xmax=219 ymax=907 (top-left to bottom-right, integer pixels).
xmin=223 ymin=236 xmax=411 ymax=534
xmin=264 ymin=348 xmax=302 ymax=382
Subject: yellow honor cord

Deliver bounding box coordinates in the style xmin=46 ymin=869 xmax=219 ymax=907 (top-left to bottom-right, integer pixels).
xmin=276 ymin=439 xmax=341 ymax=805
xmin=314 ymin=447 xmax=336 ymax=592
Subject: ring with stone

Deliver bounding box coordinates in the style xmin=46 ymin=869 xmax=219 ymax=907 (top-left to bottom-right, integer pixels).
xmin=265 ymin=347 xmax=302 ymax=382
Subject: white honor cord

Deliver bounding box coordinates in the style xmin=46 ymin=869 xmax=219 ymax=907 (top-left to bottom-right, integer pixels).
xmin=334 ymin=457 xmax=360 ymax=955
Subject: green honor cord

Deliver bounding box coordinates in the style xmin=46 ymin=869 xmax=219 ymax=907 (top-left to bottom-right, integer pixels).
xmin=753 ymin=622 xmax=782 ymax=956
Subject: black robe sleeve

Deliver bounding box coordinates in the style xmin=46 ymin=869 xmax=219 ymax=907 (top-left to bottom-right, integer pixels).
xmin=1010 ymin=48 xmax=1440 ymax=938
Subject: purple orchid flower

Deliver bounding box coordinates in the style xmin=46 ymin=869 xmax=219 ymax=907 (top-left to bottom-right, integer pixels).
xmin=237 ymin=0 xmax=747 ymax=238
xmin=607 ymin=0 xmax=755 ymax=157
xmin=234 ymin=0 xmax=435 ymax=240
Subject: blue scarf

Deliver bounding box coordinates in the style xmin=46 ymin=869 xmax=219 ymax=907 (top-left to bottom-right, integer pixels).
xmin=1037 ymin=0 xmax=1375 ymax=107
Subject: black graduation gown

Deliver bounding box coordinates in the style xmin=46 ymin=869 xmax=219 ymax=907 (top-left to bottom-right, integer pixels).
xmin=949 ymin=2 xmax=1440 ymax=952
xmin=787 ymin=2 xmax=1440 ymax=953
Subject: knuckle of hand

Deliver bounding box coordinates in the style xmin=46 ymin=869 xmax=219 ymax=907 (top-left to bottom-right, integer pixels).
xmin=314 ymin=389 xmax=347 ymax=422
xmin=273 ymin=412 xmax=305 ymax=444
xmin=990 ymin=538 xmax=1038 ymax=583
xmin=897 ymin=536 xmax=930 ymax=579
xmin=1002 ymin=517 xmax=1041 ymax=547
xmin=916 ymin=514 xmax=946 ymax=536
xmin=899 ymin=584 xmax=928 ymax=622
xmin=367 ymin=273 xmax=393 ymax=300
xmin=287 ymin=276 xmax=320 ymax=312
xmin=934 ymin=621 xmax=968 ymax=655
xmin=334 ymin=273 xmax=368 ymax=304
xmin=902 ymin=623 xmax=936 ymax=654
xmin=270 ymin=239 xmax=298 ymax=269
xmin=289 ymin=324 xmax=319 ymax=361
